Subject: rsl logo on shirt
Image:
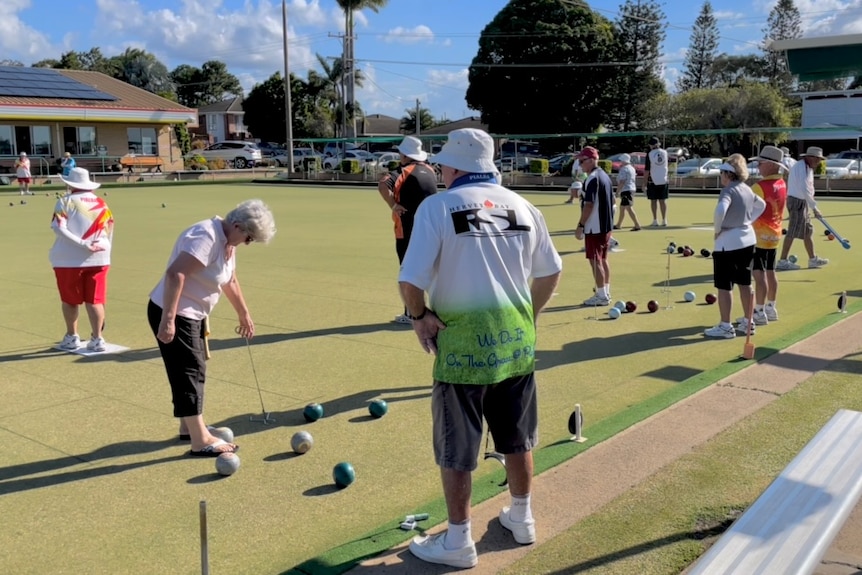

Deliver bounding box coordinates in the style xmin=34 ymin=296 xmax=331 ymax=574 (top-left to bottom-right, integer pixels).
xmin=450 ymin=199 xmax=532 ymax=237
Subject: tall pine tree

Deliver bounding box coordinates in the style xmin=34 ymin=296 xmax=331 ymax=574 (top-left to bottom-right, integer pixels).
xmin=677 ymin=1 xmax=719 ymax=92
xmin=761 ymin=0 xmax=802 ymax=94
xmin=611 ymin=0 xmax=666 ymax=131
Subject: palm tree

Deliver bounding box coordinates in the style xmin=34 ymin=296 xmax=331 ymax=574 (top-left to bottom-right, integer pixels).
xmin=335 ymin=0 xmax=388 ymax=137
xmin=313 ymin=53 xmax=365 ymax=138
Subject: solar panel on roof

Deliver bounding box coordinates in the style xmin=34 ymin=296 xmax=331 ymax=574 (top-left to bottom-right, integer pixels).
xmin=0 ymin=66 xmax=117 ymax=101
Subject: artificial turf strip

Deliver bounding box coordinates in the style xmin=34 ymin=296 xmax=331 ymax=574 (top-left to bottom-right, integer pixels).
xmin=282 ymin=302 xmax=861 ymax=575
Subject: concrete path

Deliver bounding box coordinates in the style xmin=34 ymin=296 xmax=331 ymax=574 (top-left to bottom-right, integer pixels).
xmin=347 ymin=311 xmax=862 ymax=574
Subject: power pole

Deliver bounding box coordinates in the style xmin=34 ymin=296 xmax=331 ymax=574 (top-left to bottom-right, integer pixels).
xmin=415 ymin=99 xmax=421 ymax=137
xmin=282 ymin=0 xmax=294 ymax=172
xmin=344 ymin=9 xmax=356 ymax=140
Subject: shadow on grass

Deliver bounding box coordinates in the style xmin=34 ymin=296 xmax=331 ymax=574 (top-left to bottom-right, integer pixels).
xmin=209 ymin=385 xmax=432 ymax=441
xmin=60 ymin=321 xmax=413 ymax=366
xmin=0 ymin=452 xmax=187 ymax=496
xmin=535 ymin=325 xmax=706 ymax=374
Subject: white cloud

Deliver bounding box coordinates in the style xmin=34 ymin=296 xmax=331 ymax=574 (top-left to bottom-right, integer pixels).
xmin=91 ymin=0 xmax=334 ymax=84
xmin=714 ymin=11 xmax=745 ymax=19
xmin=381 ymin=25 xmax=435 ymax=44
xmin=755 ymin=0 xmax=862 ymax=37
xmin=427 ymin=68 xmax=469 ymax=90
xmin=0 ymin=0 xmax=63 ymax=61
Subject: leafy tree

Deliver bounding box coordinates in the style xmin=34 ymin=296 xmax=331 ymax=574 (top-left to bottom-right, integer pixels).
xmin=243 ymin=72 xmax=328 ymax=142
xmin=170 ymin=61 xmax=243 ymax=108
xmin=110 ymin=48 xmax=174 ymax=95
xmin=400 ymin=107 xmax=437 ymax=133
xmin=31 ymin=59 xmax=60 ymax=68
xmin=32 ymin=48 xmax=118 ymax=75
xmin=311 ymin=54 xmax=364 ymax=137
xmin=466 ymin=0 xmax=617 ymax=135
xmin=0 ymin=59 xmax=24 ymax=66
xmin=641 ymin=82 xmax=793 ymax=155
xmin=336 ymin=0 xmax=389 ymax=137
xmin=761 ymin=0 xmax=801 ymax=94
xmin=677 ymin=1 xmax=719 ymax=92
xmin=609 ymin=0 xmax=666 ymax=132
xmin=709 ymin=54 xmax=765 ymax=87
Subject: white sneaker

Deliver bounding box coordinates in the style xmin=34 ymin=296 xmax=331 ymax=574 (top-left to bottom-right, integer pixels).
xmin=661 ymin=220 xmax=668 ymax=227
xmin=704 ymin=324 xmax=735 ymax=339
xmin=765 ymin=305 xmax=778 ymax=321
xmin=59 ymin=334 xmax=81 ymax=350
xmin=736 ymin=318 xmax=756 ymax=335
xmin=776 ymin=259 xmax=799 ymax=271
xmin=408 ymin=532 xmax=478 ymax=569
xmin=808 ymin=256 xmax=829 ymax=268
xmin=583 ymin=294 xmax=610 ymax=306
xmin=86 ymin=336 xmax=107 ymax=352
xmin=499 ymin=507 xmax=536 ymax=544
xmin=650 ymin=220 xmax=659 ymax=227
xmin=393 ymin=314 xmax=412 ymax=324
xmin=752 ymin=310 xmax=769 ymax=326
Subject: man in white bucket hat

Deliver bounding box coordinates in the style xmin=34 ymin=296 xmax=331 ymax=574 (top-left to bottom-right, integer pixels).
xmin=50 ymin=167 xmax=114 ymax=352
xmin=377 ymin=135 xmax=438 ymax=323
xmin=776 ymin=146 xmax=828 ymax=270
xmin=398 ymin=128 xmax=562 ymax=568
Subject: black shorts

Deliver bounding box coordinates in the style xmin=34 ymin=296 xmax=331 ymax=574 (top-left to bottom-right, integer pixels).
xmin=620 ymin=191 xmax=634 ymax=206
xmin=712 ymin=245 xmax=755 ymax=291
xmin=647 ymin=183 xmax=668 ymax=200
xmin=431 ymin=373 xmax=538 ymax=472
xmin=752 ymin=247 xmax=777 ymax=271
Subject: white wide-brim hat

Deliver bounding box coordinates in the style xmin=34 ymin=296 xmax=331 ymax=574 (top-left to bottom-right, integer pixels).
xmin=431 ymin=128 xmax=497 ymax=173
xmin=60 ymin=167 xmax=101 ymax=191
xmin=396 ymin=136 xmax=427 ymax=162
xmin=801 ymin=146 xmax=826 ymax=160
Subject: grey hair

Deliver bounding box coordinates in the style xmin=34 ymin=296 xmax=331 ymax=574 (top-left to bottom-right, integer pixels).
xmin=225 ymin=199 xmax=276 ymax=244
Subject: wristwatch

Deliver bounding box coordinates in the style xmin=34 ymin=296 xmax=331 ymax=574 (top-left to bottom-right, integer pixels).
xmin=406 ymin=307 xmax=428 ymax=321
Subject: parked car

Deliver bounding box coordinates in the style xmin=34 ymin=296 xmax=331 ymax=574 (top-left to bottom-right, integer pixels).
xmin=323 ymin=149 xmax=376 ymax=170
xmin=824 ymin=159 xmax=862 ymax=178
xmin=835 ymin=149 xmax=862 ymax=160
xmin=272 ymin=147 xmax=322 ymax=167
xmin=548 ymin=153 xmax=575 ymax=174
xmin=256 ymin=142 xmax=285 ymax=157
xmin=629 ymin=152 xmax=647 ymax=176
xmin=373 ymin=152 xmax=402 ymax=170
xmin=747 ymin=160 xmax=761 ymax=178
xmin=494 ymin=156 xmax=533 ymax=172
xmin=323 ymin=141 xmax=359 ymax=157
xmin=675 ymin=157 xmax=722 ymax=177
xmin=186 ymin=140 xmax=263 ymax=169
xmin=666 ymin=147 xmax=690 ymax=163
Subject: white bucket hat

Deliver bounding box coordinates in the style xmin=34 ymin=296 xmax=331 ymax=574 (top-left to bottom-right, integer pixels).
xmin=801 ymin=146 xmax=826 ymax=160
xmin=431 ymin=128 xmax=497 ymax=173
xmin=60 ymin=167 xmax=101 ymax=191
xmin=618 ymin=153 xmax=631 ymax=164
xmin=755 ymin=145 xmax=787 ymax=171
xmin=396 ymin=136 xmax=427 ymax=162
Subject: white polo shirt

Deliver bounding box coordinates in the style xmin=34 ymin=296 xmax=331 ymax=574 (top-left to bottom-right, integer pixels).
xmin=786 ymin=159 xmax=817 ymax=209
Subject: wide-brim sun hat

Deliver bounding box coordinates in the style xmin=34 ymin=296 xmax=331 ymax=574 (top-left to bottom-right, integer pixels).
xmin=396 ymin=136 xmax=427 ymax=162
xmin=60 ymin=167 xmax=101 ymax=191
xmin=619 ymin=153 xmax=631 ymax=164
xmin=754 ymin=145 xmax=787 ymax=171
xmin=801 ymin=146 xmax=826 ymax=160
xmin=431 ymin=128 xmax=497 ymax=173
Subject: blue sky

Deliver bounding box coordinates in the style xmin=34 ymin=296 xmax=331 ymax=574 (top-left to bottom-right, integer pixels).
xmin=4 ymin=0 xmax=861 ymax=122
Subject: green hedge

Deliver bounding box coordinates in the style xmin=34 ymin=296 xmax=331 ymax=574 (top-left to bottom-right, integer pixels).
xmin=814 ymin=160 xmax=826 ymax=176
xmin=341 ymin=159 xmax=362 ymax=174
xmin=529 ymin=158 xmax=549 ymax=174
xmin=598 ymin=159 xmax=612 ymax=173
xmin=388 ymin=160 xmax=400 ymax=171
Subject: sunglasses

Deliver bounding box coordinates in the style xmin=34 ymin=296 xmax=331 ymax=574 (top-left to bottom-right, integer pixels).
xmin=236 ymin=224 xmax=255 ymax=244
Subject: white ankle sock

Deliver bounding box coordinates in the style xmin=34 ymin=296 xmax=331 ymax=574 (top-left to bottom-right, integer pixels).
xmin=767 ymin=301 xmax=776 ymax=308
xmin=445 ymin=521 xmax=472 ymax=549
xmin=755 ymin=304 xmax=764 ymax=312
xmin=510 ymin=494 xmax=533 ymax=522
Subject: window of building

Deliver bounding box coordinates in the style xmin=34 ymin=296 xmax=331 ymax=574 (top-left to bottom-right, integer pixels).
xmin=32 ymin=126 xmax=51 ymax=156
xmin=0 ymin=125 xmax=13 ymax=155
xmin=63 ymin=126 xmax=97 ymax=155
xmin=127 ymin=127 xmax=158 ymax=155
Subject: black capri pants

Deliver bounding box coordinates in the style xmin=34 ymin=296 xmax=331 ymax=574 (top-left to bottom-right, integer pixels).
xmin=147 ymin=300 xmax=207 ymax=417
xmin=712 ymin=245 xmax=755 ymax=291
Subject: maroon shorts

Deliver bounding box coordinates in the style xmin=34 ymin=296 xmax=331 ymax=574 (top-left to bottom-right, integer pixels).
xmin=18 ymin=177 xmax=31 ymax=184
xmin=585 ymin=232 xmax=611 ymax=260
xmin=54 ymin=266 xmax=109 ymax=305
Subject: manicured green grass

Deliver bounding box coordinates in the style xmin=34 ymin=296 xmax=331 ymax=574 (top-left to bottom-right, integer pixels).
xmin=0 ymin=184 xmax=859 ymax=574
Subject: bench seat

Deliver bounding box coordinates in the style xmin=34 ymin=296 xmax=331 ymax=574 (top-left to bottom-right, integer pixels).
xmin=120 ymin=156 xmax=163 ymax=173
xmin=688 ymin=409 xmax=862 ymax=575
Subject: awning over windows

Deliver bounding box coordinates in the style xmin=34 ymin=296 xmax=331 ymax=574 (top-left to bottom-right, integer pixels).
xmin=769 ymin=34 xmax=862 ymax=82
